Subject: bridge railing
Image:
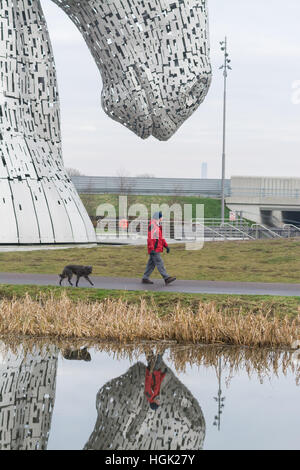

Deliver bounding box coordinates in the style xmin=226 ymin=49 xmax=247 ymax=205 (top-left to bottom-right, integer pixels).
xmin=221 ymin=223 xmax=256 ymax=240
xmin=250 ymin=224 xmax=282 ymax=239
xmin=282 ymin=224 xmax=300 ymax=238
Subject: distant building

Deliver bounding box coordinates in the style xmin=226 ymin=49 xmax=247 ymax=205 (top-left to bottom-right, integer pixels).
xmin=201 ymin=162 xmax=208 ymax=179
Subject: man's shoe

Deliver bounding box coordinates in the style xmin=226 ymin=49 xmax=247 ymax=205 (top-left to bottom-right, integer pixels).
xmin=165 ymin=276 xmax=176 ymax=285
xmin=142 ymin=278 xmax=154 ymax=284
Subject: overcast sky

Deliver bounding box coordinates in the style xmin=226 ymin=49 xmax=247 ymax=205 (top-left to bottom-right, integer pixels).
xmin=41 ymin=0 xmax=300 ymax=179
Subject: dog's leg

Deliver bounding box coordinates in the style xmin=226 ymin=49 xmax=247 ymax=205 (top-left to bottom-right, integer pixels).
xmin=85 ymin=276 xmax=94 ymax=286
xmin=59 ymin=275 xmax=63 ymax=286
xmin=76 ymin=276 xmax=80 ymax=287
xmin=68 ymin=274 xmax=73 ymax=286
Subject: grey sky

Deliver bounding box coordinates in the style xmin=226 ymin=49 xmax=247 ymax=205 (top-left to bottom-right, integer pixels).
xmin=41 ymin=0 xmax=300 ymax=179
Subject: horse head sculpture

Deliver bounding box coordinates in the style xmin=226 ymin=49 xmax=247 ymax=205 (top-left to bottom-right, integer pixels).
xmin=0 ymin=0 xmax=211 ymax=244
xmin=52 ymin=0 xmax=212 ymax=141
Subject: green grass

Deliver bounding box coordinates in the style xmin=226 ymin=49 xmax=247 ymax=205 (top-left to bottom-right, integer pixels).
xmin=79 ymin=193 xmax=230 ymax=220
xmin=0 ymin=284 xmax=299 ymax=318
xmin=0 ymin=238 xmax=300 ymax=283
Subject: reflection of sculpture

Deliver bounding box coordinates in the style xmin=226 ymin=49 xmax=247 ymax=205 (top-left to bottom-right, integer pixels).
xmin=84 ymin=355 xmax=206 ymax=450
xmin=0 ymin=346 xmax=58 ymax=450
xmin=52 ymin=0 xmax=212 ymax=141
xmin=0 ymin=0 xmax=211 ymax=244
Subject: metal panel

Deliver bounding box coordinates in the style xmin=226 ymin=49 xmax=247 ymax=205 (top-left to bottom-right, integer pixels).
xmin=1 ymin=133 xmax=37 ymax=179
xmin=0 ymin=180 xmax=18 ymax=243
xmin=41 ymin=180 xmax=74 ymax=243
xmin=27 ymin=180 xmax=55 ymax=243
xmin=10 ymin=179 xmax=40 ymax=244
xmin=55 ymin=180 xmax=91 ymax=243
xmin=66 ymin=184 xmax=99 ymax=242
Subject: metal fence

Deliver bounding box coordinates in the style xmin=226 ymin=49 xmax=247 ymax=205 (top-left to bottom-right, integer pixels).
xmin=95 ymin=218 xmax=300 ymax=244
xmin=72 ymin=176 xmax=231 ymax=198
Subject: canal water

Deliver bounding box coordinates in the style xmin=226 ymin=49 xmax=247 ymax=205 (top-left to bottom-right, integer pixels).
xmin=0 ymin=340 xmax=299 ymax=450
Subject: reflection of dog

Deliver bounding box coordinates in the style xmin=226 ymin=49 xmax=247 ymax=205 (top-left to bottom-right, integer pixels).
xmin=62 ymin=347 xmax=91 ymax=362
xmin=59 ymin=265 xmax=94 ymax=287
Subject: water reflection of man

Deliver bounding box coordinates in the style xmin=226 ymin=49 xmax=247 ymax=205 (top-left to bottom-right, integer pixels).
xmin=144 ymin=354 xmax=167 ymax=411
xmin=84 ymin=351 xmax=206 ymax=450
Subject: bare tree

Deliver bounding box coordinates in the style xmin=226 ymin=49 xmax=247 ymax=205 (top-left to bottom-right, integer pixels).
xmin=170 ymin=181 xmax=183 ymax=205
xmin=80 ymin=178 xmax=97 ymax=225
xmin=66 ymin=167 xmax=85 ymax=177
xmin=135 ymin=173 xmax=155 ymax=178
xmin=116 ymin=169 xmax=136 ymax=206
xmin=116 ymin=168 xmax=131 ymax=194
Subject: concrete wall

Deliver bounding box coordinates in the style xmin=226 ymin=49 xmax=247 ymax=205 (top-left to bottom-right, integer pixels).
xmin=229 ymin=176 xmax=300 ymax=199
xmin=72 ymin=176 xmax=231 ymax=198
xmin=226 ymin=177 xmax=300 ymax=226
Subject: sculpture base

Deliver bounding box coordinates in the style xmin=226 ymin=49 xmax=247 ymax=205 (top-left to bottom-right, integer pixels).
xmin=0 ymin=178 xmax=97 ymax=245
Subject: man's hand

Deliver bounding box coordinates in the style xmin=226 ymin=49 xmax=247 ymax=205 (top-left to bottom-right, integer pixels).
xmin=166 ymin=247 xmax=170 ymax=254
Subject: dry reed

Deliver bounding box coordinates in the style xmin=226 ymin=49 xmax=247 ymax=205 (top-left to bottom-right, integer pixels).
xmin=0 ymin=291 xmax=299 ymax=348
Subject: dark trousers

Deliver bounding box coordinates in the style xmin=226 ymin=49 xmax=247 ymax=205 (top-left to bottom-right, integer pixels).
xmin=143 ymin=252 xmax=169 ymax=280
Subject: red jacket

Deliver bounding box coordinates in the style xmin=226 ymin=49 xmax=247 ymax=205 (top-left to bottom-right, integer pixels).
xmin=144 ymin=369 xmax=166 ymax=403
xmin=147 ymin=219 xmax=168 ymax=254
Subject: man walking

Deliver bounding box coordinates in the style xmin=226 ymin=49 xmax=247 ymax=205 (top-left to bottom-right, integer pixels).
xmin=142 ymin=211 xmax=176 ymax=285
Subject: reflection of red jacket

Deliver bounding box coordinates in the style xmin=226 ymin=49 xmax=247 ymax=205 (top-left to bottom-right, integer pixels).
xmin=144 ymin=369 xmax=166 ymax=403
xmin=147 ymin=219 xmax=168 ymax=254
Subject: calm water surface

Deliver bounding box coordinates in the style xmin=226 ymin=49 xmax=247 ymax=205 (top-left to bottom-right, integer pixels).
xmin=0 ymin=340 xmax=299 ymax=450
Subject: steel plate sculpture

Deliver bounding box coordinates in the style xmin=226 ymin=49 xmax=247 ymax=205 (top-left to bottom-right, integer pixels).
xmin=0 ymin=345 xmax=58 ymax=450
xmin=84 ymin=360 xmax=206 ymax=450
xmin=0 ymin=0 xmax=211 ymax=244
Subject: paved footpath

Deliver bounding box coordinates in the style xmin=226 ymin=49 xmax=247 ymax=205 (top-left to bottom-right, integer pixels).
xmin=0 ymin=272 xmax=300 ymax=297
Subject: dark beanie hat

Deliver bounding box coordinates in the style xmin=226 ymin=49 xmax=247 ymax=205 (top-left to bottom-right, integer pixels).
xmin=150 ymin=402 xmax=160 ymax=411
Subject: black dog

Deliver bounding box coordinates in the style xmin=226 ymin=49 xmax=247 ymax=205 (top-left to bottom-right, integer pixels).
xmin=59 ymin=265 xmax=94 ymax=287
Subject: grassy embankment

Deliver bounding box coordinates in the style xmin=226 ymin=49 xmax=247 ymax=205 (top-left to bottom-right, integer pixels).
xmin=0 ymin=232 xmax=300 ymax=346
xmin=79 ymin=194 xmax=231 ymax=220
xmin=0 ymin=238 xmax=299 ymax=283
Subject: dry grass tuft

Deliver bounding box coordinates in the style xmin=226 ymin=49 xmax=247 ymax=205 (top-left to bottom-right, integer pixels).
xmin=0 ymin=291 xmax=299 ymax=348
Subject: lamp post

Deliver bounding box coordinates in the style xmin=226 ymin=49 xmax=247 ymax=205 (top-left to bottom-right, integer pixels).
xmin=213 ymin=357 xmax=226 ymax=431
xmin=219 ymin=37 xmax=232 ymax=224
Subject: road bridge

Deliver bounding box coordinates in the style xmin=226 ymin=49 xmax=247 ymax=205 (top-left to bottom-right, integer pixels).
xmin=226 ymin=177 xmax=300 ymax=227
